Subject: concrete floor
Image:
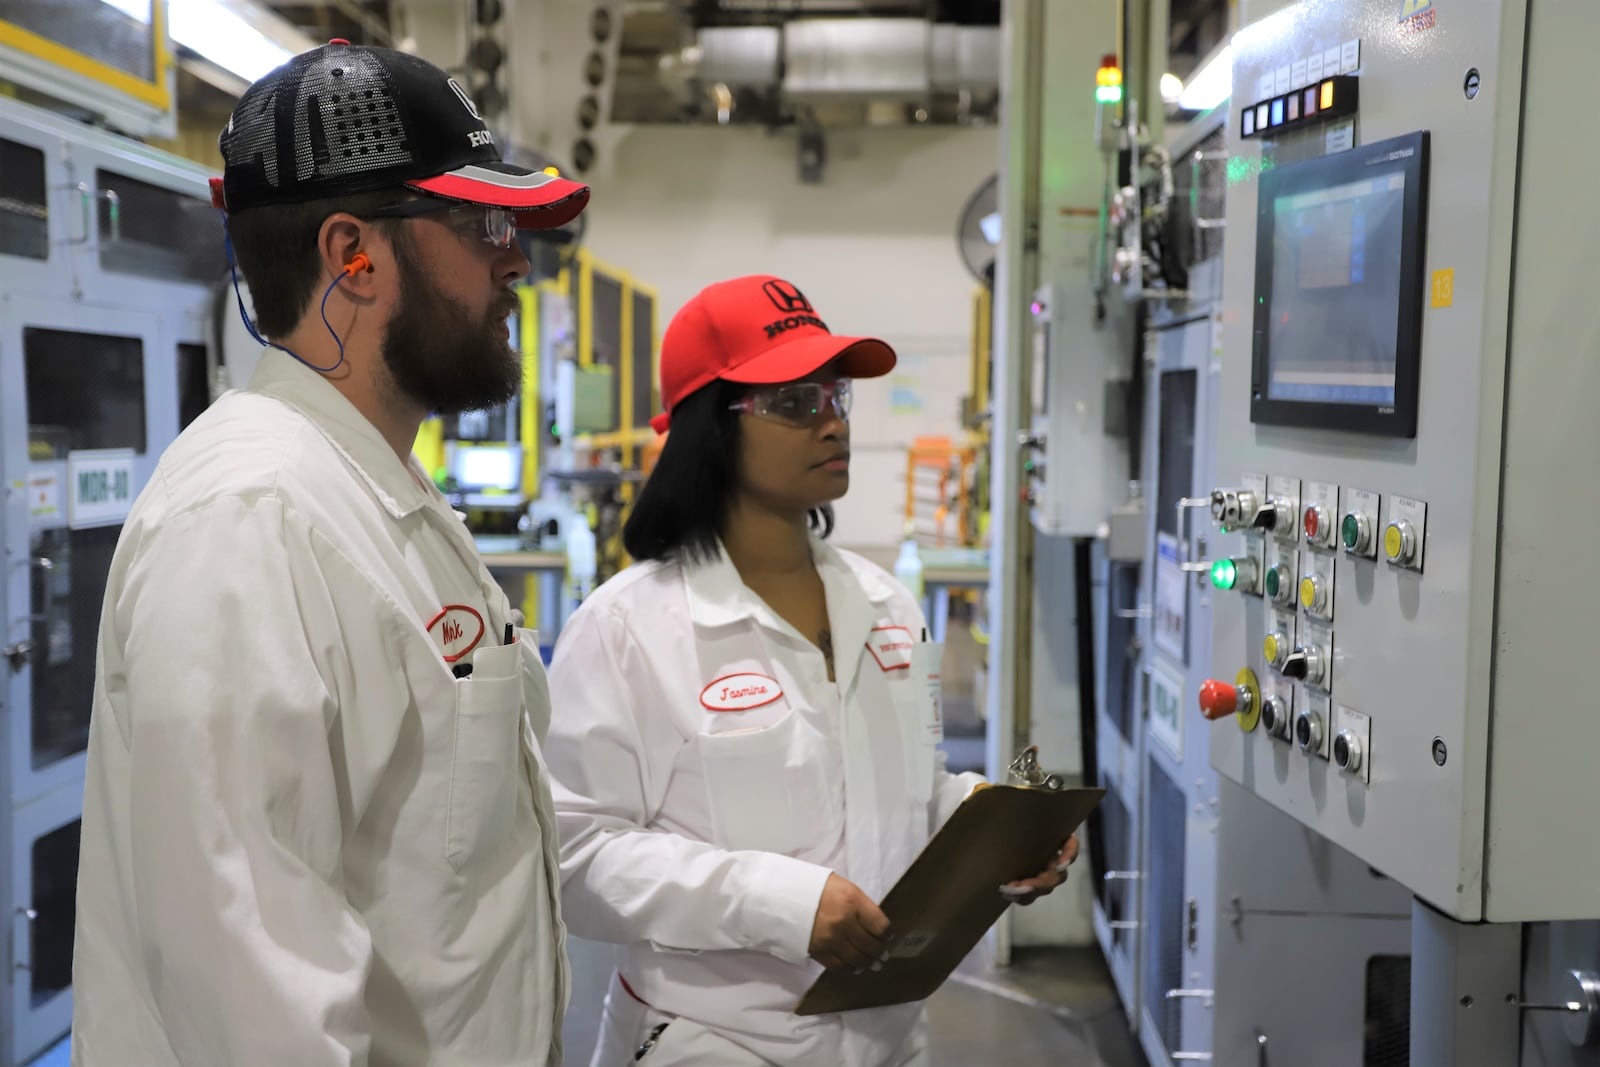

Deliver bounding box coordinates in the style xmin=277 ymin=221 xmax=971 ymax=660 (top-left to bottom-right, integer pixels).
xmin=560 ymin=935 xmax=1147 ymax=1067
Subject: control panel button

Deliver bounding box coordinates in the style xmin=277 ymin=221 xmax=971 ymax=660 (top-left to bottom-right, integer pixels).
xmin=1342 ymin=511 xmax=1372 ymax=555
xmin=1299 ymin=575 xmax=1329 ymax=614
xmin=1211 ymin=488 xmax=1265 ymax=531
xmin=1265 ymin=564 xmax=1294 ymax=605
xmin=1263 ymin=632 xmax=1289 ymax=668
xmin=1334 ymin=728 xmax=1363 ymax=773
xmin=1303 ymin=504 xmax=1330 ymax=546
xmin=1210 ymin=557 xmax=1256 ymax=592
xmin=1385 ymin=519 xmax=1418 ymax=566
xmin=1261 ymin=695 xmax=1290 ymax=739
xmin=1199 ymin=679 xmax=1242 ymax=720
xmin=1263 ymin=497 xmax=1289 ymax=534
xmin=1280 ymin=645 xmax=1327 ymax=687
xmin=1296 ymin=709 xmax=1325 ymax=753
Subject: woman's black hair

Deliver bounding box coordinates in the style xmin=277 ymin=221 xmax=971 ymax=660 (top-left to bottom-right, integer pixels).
xmin=623 ymin=378 xmax=834 ymax=564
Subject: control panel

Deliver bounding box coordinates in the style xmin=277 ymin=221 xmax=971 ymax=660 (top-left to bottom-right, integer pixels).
xmin=1195 ymin=0 xmax=1600 ymax=924
xmin=1025 ymin=284 xmax=1128 ymax=537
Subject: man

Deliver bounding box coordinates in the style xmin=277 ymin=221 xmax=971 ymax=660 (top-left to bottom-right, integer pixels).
xmin=70 ymin=40 xmax=589 ymax=1066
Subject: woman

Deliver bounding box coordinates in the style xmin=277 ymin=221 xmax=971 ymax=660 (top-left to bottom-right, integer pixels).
xmin=544 ymin=275 xmax=1077 ymax=1067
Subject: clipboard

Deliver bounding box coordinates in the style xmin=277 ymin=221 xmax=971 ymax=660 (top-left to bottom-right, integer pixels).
xmin=795 ymin=782 xmax=1104 ymax=1016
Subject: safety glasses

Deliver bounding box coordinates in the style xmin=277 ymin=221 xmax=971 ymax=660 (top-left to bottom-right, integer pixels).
xmin=729 ymin=378 xmax=852 ymax=427
xmin=365 ymin=199 xmax=517 ymax=248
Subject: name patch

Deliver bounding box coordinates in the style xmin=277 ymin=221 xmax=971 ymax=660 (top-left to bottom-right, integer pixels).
xmin=428 ymin=604 xmax=485 ymax=663
xmin=700 ymin=673 xmax=784 ymax=712
xmin=868 ymin=625 xmax=915 ymax=672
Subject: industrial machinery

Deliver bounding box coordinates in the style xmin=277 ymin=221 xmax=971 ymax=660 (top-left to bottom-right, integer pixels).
xmin=0 ymin=94 xmax=221 ymax=1066
xmin=1194 ymin=1 xmax=1600 ymax=1062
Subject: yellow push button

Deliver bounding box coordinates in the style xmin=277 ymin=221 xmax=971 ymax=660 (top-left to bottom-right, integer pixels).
xmin=1299 ymin=576 xmax=1317 ymax=610
xmin=1263 ymin=633 xmax=1282 ymax=664
xmin=1384 ymin=523 xmax=1403 ymax=560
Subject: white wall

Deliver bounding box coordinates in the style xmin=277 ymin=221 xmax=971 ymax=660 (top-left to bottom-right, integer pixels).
xmin=580 ymin=124 xmax=997 ymax=551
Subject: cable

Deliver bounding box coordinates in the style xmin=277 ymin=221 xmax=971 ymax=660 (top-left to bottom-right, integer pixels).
xmin=219 ymin=209 xmax=349 ymax=374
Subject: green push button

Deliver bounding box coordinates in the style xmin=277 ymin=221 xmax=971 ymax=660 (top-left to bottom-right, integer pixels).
xmin=1211 ymin=558 xmax=1238 ymax=590
xmin=1342 ymin=513 xmax=1361 ymax=550
xmin=1264 ymin=567 xmax=1281 ymax=599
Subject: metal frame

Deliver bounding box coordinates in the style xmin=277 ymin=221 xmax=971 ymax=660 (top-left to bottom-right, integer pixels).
xmin=0 ymin=0 xmax=175 ymax=140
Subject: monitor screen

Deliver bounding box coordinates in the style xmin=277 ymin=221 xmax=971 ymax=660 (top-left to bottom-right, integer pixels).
xmin=1250 ymin=131 xmax=1430 ymax=437
xmin=1266 ymin=173 xmax=1405 ymax=406
xmin=449 ymin=444 xmax=522 ymax=492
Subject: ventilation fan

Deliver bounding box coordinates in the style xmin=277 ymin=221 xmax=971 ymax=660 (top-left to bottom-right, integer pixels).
xmin=957 ymin=173 xmax=1000 ymax=288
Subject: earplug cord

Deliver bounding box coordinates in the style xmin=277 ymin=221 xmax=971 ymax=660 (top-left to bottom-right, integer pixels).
xmin=219 ymin=209 xmax=353 ymax=375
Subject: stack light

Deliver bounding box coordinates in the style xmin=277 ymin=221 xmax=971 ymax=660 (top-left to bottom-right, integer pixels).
xmin=1095 ymin=54 xmax=1123 ymax=104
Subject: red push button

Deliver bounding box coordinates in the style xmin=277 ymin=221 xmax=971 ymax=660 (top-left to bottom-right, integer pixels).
xmin=1303 ymin=506 xmax=1320 ymax=541
xmin=1199 ymin=679 xmax=1238 ymax=720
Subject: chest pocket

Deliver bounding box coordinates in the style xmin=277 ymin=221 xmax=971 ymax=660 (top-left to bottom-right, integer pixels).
xmin=446 ymin=641 xmax=527 ymax=872
xmin=697 ymin=708 xmax=830 ymax=857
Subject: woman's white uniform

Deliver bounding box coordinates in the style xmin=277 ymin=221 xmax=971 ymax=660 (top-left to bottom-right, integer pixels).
xmin=545 ymin=537 xmax=985 ymax=1067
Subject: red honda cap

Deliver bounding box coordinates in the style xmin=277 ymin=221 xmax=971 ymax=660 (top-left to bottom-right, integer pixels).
xmin=651 ymin=275 xmax=896 ymax=433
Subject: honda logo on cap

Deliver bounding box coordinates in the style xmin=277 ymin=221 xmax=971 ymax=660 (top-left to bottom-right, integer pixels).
xmin=763 ymin=280 xmax=814 ymax=315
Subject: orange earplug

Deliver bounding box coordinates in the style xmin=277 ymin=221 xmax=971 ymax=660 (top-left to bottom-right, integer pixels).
xmin=343 ymin=252 xmax=373 ymax=276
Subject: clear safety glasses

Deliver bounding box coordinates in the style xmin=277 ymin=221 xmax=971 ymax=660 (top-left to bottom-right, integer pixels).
xmin=366 ymin=199 xmax=517 ymax=248
xmin=729 ymin=378 xmax=852 ymax=428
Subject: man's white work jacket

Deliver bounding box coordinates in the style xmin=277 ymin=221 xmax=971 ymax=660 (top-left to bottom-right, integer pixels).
xmin=72 ymin=350 xmax=567 ymax=1066
xmin=545 ymin=541 xmax=985 ymax=1067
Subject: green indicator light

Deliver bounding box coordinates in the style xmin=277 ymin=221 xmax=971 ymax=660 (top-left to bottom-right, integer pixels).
xmin=1211 ymin=558 xmax=1238 ymax=590
xmin=1341 ymin=513 xmax=1360 ymax=549
xmin=1095 ymin=85 xmax=1123 ymax=104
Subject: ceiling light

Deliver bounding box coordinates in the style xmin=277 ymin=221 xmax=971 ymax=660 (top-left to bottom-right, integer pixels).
xmin=96 ymin=0 xmax=303 ymax=84
xmin=1177 ymin=44 xmax=1232 ymax=111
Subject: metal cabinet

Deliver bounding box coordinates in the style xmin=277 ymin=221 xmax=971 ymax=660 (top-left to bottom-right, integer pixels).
xmin=0 ymin=93 xmax=217 ymax=1067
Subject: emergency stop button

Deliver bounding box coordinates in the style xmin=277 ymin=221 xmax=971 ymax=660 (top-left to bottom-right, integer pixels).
xmin=1199 ymin=679 xmax=1239 ymax=719
xmin=1199 ymin=669 xmax=1261 ymax=732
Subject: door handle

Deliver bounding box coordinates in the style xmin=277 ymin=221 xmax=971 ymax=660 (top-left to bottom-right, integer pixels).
xmin=14 ymin=907 xmax=36 ymax=973
xmin=3 ymin=642 xmax=32 ymax=673
xmin=1177 ymin=497 xmax=1213 ymax=572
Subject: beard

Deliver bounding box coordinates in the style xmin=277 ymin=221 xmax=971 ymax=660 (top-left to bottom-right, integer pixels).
xmin=379 ymin=249 xmax=521 ymax=416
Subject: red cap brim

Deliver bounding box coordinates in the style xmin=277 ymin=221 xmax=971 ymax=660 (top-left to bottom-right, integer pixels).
xmin=651 ymin=334 xmax=896 ymax=433
xmin=406 ymin=162 xmax=590 ymax=229
xmin=720 ymin=334 xmax=897 ymax=386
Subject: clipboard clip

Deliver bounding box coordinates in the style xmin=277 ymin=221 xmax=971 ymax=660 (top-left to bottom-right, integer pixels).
xmin=1007 ymin=745 xmax=1066 ymax=791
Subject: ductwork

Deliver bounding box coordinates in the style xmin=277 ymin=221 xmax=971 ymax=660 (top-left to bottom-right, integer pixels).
xmin=697 ymin=26 xmax=782 ymax=87
xmin=693 ymin=18 xmax=1000 ymax=100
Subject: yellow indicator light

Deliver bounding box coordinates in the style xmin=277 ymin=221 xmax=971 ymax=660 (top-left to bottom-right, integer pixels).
xmin=1299 ymin=577 xmax=1317 ymax=610
xmin=1320 ymin=80 xmax=1336 ymax=111
xmin=1385 ymin=524 xmax=1404 ymax=560
xmin=543 ymin=166 xmax=561 ymax=177
xmin=1096 ymin=59 xmax=1123 ymax=88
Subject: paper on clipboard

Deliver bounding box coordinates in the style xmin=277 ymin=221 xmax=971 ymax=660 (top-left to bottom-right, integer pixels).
xmin=795 ymin=783 xmax=1104 ymax=1016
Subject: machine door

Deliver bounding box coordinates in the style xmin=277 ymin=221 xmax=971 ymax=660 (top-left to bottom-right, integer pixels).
xmin=1090 ymin=538 xmax=1143 ymax=1017
xmin=1136 ymin=311 xmax=1223 ymax=1067
xmin=0 ymin=300 xmax=166 ymax=802
xmin=9 ymin=783 xmax=80 ymax=1064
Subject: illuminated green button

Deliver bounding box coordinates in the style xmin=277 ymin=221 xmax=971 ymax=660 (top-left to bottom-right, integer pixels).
xmin=1341 ymin=513 xmax=1361 ymax=550
xmin=1211 ymin=558 xmax=1238 ymax=590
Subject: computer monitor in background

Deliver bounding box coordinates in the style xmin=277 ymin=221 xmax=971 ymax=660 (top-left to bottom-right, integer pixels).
xmin=447 ymin=443 xmax=523 ymax=493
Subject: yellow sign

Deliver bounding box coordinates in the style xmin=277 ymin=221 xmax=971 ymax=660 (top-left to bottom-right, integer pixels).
xmin=1431 ymin=268 xmax=1455 ymax=308
xmin=1401 ymin=0 xmax=1434 ymax=17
